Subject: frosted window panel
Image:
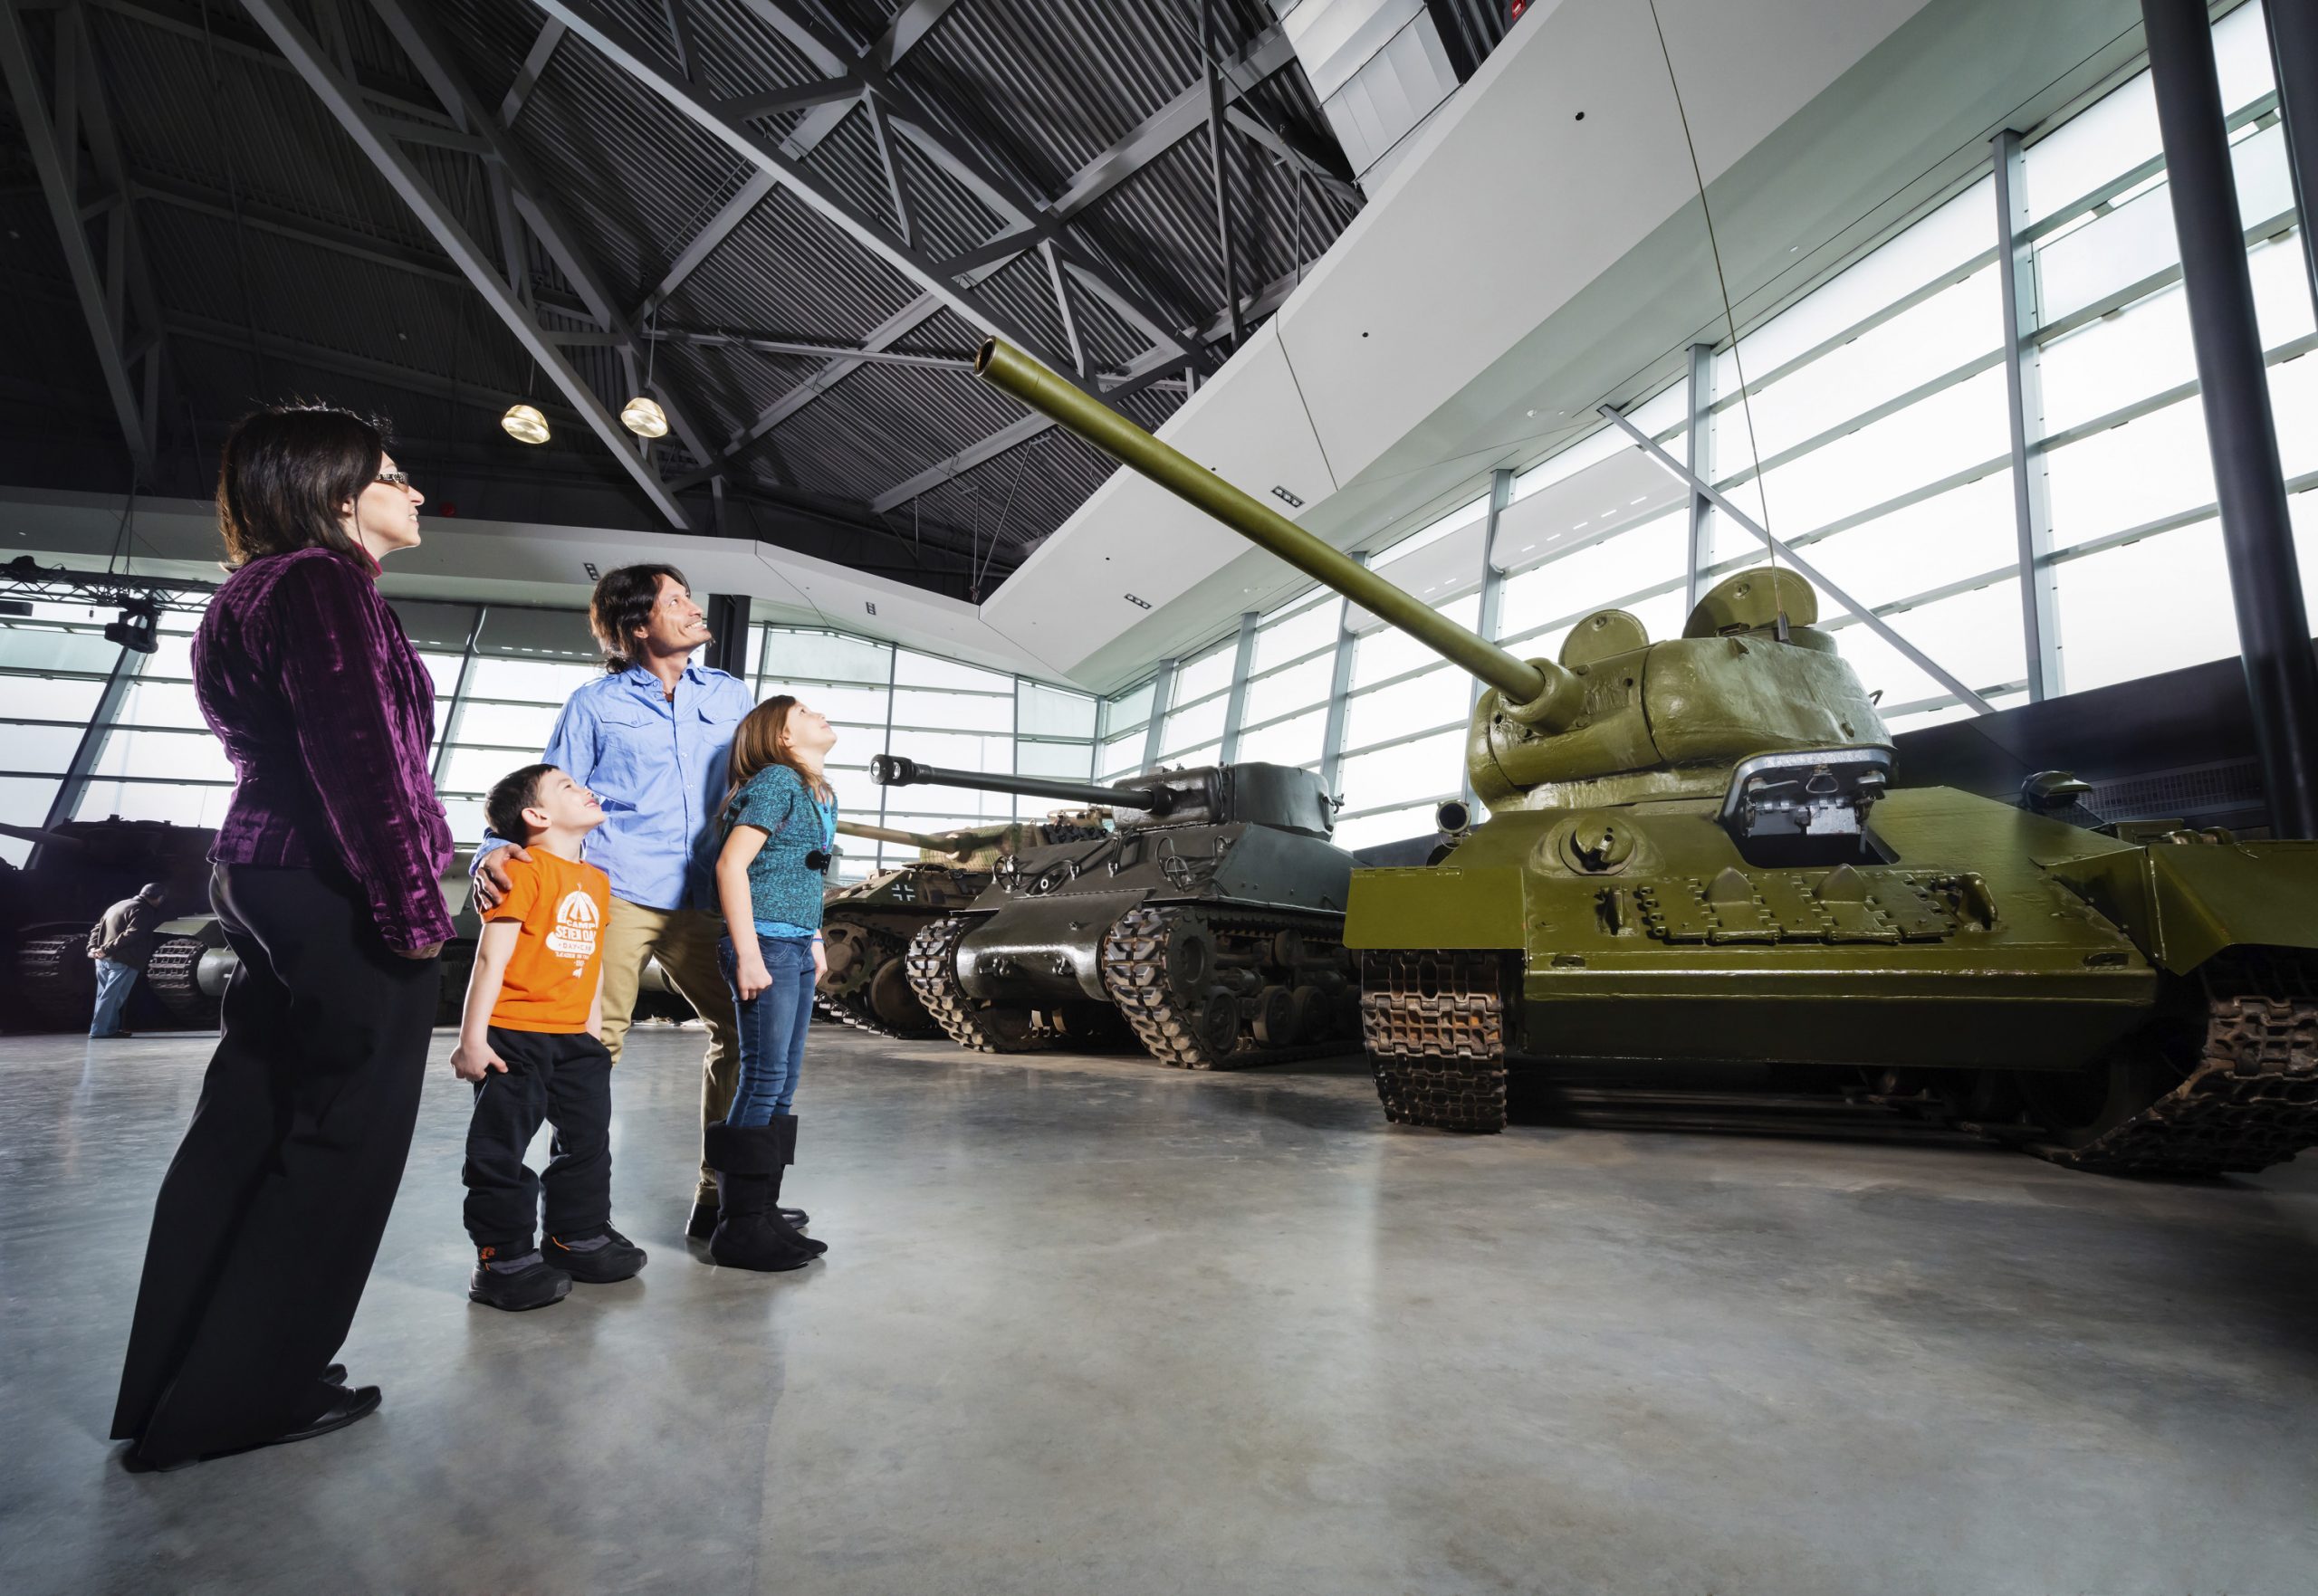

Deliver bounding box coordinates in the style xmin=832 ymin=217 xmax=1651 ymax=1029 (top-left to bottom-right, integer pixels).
xmin=1018 ymin=682 xmax=1096 ymax=739
xmin=1171 ymin=642 xmax=1236 ymax=705
xmin=0 ymin=722 xmax=84 ymax=774
xmin=1253 ymin=594 xmax=1339 ymax=671
xmin=1339 ymin=727 xmax=1464 ymax=812
xmin=1 ymin=675 xmax=105 ymax=723
xmin=1828 ymin=579 xmax=2026 ymax=708
xmin=1101 ymin=678 xmax=1156 ymax=738
xmin=1346 ymin=665 xmax=1467 ymax=750
xmin=2024 ymin=74 xmax=2159 ymax=224
xmin=1016 ymin=740 xmax=1095 ymax=780
xmin=1498 ymin=513 xmax=1686 ymax=641
xmin=1097 ymin=731 xmax=1145 ymax=779
xmin=0 ymin=626 xmax=121 ymax=674
xmin=769 ymin=683 xmax=890 ymax=728
xmin=1744 ymin=266 xmax=2002 ymax=460
xmin=91 ymin=728 xmax=235 ymax=783
xmin=2290 ymin=489 xmax=2318 ymax=617
xmin=1512 ymin=424 xmax=1630 ymax=502
xmin=1239 ymin=707 xmax=1326 ymax=769
xmin=2267 ymin=344 xmax=2318 ymax=481
xmin=1627 ymin=380 xmax=1691 ymax=438
xmin=1619 ymin=588 xmax=1691 ymax=652
xmin=1162 ymin=693 xmax=1228 ymax=751
xmin=827 ymin=767 xmax=880 ymax=816
xmin=452 ymin=700 xmax=560 ymax=750
xmin=896 ymin=781 xmax=1016 ymax=819
xmin=2045 ymin=394 xmax=2215 ymax=550
xmin=1163 ymin=741 xmax=1223 ymax=769
xmin=1794 ymin=471 xmax=2017 ymax=609
xmin=1721 ymin=178 xmax=1994 ymax=388
xmin=0 ymin=777 xmax=61 ymax=861
xmin=2038 ymin=281 xmax=2199 ymax=436
xmin=1335 ymin=803 xmax=1441 ymax=853
xmin=1244 ymin=654 xmax=1333 ymax=725
xmin=417 ymin=653 xmax=465 ymax=701
xmin=888 ymin=731 xmax=1013 ymax=770
xmin=1351 ymin=595 xmax=1479 ymax=687
xmin=2214 ymin=2 xmax=2280 ymax=115
xmin=2253 ymin=234 xmax=2318 ymax=350
xmin=765 ymin=631 xmax=890 ymax=685
xmin=2054 ymin=521 xmax=2246 ymax=693
xmin=889 ymin=686 xmax=1009 ymax=732
xmin=466 ymin=656 xmax=598 ymax=704
xmin=893 ymin=649 xmax=1006 ymax=693
xmin=440 ymin=797 xmax=488 ymax=845
xmin=140 ymin=632 xmax=195 ymax=680
xmin=440 ymin=745 xmax=530 ymax=796
xmin=1748 ymin=367 xmax=2009 ymax=537
xmin=73 ymin=779 xmax=235 ymax=828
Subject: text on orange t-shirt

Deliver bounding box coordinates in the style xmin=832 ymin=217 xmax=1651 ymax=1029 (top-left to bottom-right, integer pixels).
xmin=481 ymin=848 xmax=609 ymax=1034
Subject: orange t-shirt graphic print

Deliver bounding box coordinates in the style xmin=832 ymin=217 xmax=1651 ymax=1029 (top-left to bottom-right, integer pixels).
xmin=480 ymin=849 xmax=608 ymax=1034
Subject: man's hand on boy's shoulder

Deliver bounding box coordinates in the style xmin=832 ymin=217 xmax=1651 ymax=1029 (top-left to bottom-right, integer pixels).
xmin=471 ymin=844 xmax=532 ymax=913
xmin=451 ymin=1037 xmax=507 ymax=1082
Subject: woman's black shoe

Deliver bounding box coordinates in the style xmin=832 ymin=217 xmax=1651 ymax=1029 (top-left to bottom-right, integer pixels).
xmin=468 ymin=1257 xmax=572 ymax=1311
xmin=124 ymin=1382 xmax=382 ymax=1471
xmin=703 ymin=1121 xmax=819 ymax=1273
xmin=546 ymin=1228 xmax=647 ymax=1284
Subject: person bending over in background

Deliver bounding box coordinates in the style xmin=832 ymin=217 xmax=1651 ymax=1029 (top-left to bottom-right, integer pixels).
xmin=704 ymin=695 xmax=838 ymax=1274
xmin=113 ymin=404 xmax=449 ymax=1471
xmin=470 ymin=566 xmax=810 ymax=1243
xmin=454 ymin=763 xmax=644 ymax=1312
xmin=86 ymin=881 xmax=166 ymax=1039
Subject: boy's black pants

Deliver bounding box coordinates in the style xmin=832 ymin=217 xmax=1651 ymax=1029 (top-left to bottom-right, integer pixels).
xmin=463 ymin=1026 xmax=614 ymax=1253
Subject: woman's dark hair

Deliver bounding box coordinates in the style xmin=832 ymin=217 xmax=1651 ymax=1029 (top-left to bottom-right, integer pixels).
xmin=216 ymin=403 xmax=389 ymax=569
xmin=590 ymin=562 xmax=689 ymax=672
xmin=485 ymin=763 xmax=557 ymax=845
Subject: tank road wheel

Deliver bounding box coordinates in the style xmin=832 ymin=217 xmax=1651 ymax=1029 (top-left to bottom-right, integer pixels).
xmin=143 ymin=934 xmax=219 ymax=1026
xmin=1250 ymin=986 xmax=1295 ymax=1047
xmin=1101 ymin=904 xmax=1355 ymax=1071
xmin=2025 ymin=948 xmax=2318 ymax=1176
xmin=13 ymin=933 xmax=96 ymax=1031
xmin=1362 ymin=949 xmax=1512 ymax=1132
xmin=1100 ymin=905 xmax=1240 ymax=1069
xmin=904 ymin=915 xmax=1053 ymax=1054
xmin=867 ymin=955 xmax=934 ymax=1037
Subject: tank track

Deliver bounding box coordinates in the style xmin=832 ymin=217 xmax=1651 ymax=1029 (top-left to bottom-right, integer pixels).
xmin=813 ymin=981 xmax=937 ymax=1042
xmin=904 ymin=914 xmax=1054 ymax=1054
xmin=1099 ymin=903 xmax=1352 ymax=1071
xmin=143 ymin=934 xmax=218 ymax=1024
xmin=1362 ymin=949 xmax=1512 ymax=1132
xmin=2035 ymin=948 xmax=2318 ymax=1176
xmin=12 ymin=932 xmax=95 ymax=1031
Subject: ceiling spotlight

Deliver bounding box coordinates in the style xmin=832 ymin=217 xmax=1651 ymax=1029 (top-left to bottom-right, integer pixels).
xmin=104 ymin=597 xmax=159 ymax=655
xmin=502 ymin=403 xmax=551 ymax=445
xmin=620 ymin=395 xmax=669 ymax=438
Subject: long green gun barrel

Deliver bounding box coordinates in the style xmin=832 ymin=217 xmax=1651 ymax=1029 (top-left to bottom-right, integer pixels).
xmin=837 ymin=818 xmax=987 ymax=859
xmin=873 ymin=753 xmax=1170 ymax=815
xmin=973 ymin=339 xmax=1581 ymax=724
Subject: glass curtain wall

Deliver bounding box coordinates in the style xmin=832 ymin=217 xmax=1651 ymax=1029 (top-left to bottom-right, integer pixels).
xmin=1097 ymin=0 xmax=2317 ymax=849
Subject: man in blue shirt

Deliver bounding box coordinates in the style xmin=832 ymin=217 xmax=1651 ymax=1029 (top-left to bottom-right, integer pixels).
xmin=474 ymin=564 xmax=771 ymax=1241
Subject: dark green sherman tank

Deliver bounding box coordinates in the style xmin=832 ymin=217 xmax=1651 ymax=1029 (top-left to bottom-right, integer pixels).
xmin=873 ymin=756 xmax=1361 ymax=1066
xmin=815 ymin=814 xmax=1110 ymax=1037
xmin=975 ymin=336 xmax=2318 ymax=1176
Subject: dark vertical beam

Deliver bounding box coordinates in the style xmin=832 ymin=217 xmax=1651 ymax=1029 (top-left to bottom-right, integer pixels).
xmin=1682 ymin=341 xmax=1714 ymax=611
xmin=431 ymin=603 xmax=488 ymax=784
xmin=2142 ymin=0 xmax=2318 ymax=837
xmin=2267 ymin=0 xmax=2318 ymax=320
xmin=704 ymin=593 xmax=752 ymax=677
xmin=1202 ymin=0 xmax=1244 ymax=349
xmin=1993 ymin=128 xmax=2062 ymax=701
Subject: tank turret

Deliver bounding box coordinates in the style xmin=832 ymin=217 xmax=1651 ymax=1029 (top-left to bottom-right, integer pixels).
xmin=972 ymin=337 xmax=2318 ymax=1176
xmin=871 ymin=755 xmax=1337 ymax=840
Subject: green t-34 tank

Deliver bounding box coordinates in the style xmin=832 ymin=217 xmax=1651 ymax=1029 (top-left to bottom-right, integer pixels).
xmin=974 ymin=336 xmax=2318 ymax=1176
xmin=815 ymin=814 xmax=1109 ymax=1037
xmin=873 ymin=756 xmax=1361 ymax=1067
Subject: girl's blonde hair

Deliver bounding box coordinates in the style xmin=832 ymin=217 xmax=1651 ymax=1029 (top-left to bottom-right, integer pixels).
xmin=727 ymin=694 xmax=833 ymax=808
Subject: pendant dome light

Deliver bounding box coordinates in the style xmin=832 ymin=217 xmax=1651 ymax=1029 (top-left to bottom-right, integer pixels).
xmin=501 ymin=402 xmax=551 ymax=444
xmin=622 ymin=311 xmax=670 ymax=438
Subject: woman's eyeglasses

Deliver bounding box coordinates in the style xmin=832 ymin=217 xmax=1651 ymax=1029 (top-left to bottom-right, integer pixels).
xmin=374 ymin=470 xmax=417 ymax=491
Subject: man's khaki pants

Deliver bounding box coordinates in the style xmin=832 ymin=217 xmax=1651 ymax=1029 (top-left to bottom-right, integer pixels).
xmin=599 ymin=897 xmax=740 ymax=1209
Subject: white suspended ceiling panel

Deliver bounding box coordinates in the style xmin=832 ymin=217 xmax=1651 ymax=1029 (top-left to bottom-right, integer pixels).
xmin=980 ymin=0 xmax=2144 ymax=693
xmin=0 ymin=484 xmax=1060 ymax=682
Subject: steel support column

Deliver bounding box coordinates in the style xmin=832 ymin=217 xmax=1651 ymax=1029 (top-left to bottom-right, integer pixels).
xmin=1140 ymin=657 xmax=1178 ymax=775
xmin=1682 ymin=342 xmax=1714 ymax=610
xmin=2267 ymin=0 xmax=2318 ymax=320
xmin=1993 ymin=129 xmax=2063 ymax=701
xmin=2143 ymin=0 xmax=2318 ymax=836
xmin=430 ymin=603 xmax=488 ymax=785
xmin=1465 ymin=470 xmax=1513 ymax=808
xmin=1317 ymin=555 xmax=1367 ymax=794
xmin=1216 ymin=610 xmax=1260 ymax=761
xmin=704 ymin=594 xmax=752 ymax=677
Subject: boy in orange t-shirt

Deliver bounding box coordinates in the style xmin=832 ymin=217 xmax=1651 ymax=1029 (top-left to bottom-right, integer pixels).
xmin=453 ymin=763 xmax=645 ymax=1311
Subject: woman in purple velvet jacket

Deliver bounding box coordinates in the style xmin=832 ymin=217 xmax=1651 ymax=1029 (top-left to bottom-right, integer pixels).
xmin=111 ymin=405 xmax=451 ymax=1470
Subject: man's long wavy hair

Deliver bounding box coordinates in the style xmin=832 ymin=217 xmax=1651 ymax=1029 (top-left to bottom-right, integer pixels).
xmin=726 ymin=695 xmax=832 ymax=811
xmin=216 ymin=403 xmax=388 ymax=569
xmin=589 ymin=562 xmax=688 ymax=672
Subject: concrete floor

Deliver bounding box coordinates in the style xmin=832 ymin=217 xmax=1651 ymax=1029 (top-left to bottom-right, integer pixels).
xmin=4 ymin=1025 xmax=2317 ymax=1596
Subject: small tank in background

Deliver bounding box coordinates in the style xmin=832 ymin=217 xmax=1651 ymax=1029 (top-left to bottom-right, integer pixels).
xmin=876 ymin=757 xmax=1361 ymax=1068
xmin=1 ymin=817 xmax=218 ymax=1033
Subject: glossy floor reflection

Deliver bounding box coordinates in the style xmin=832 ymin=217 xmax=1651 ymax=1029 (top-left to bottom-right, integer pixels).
xmin=5 ymin=1022 xmax=2318 ymax=1594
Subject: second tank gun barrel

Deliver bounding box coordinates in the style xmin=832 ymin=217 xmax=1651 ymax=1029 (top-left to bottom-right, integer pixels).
xmin=872 ymin=754 xmax=1169 ymax=814
xmin=973 ymin=338 xmax=1565 ymax=713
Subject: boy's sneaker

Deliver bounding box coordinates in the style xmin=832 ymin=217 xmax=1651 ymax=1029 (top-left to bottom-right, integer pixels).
xmin=468 ymin=1248 xmax=571 ymax=1312
xmin=545 ymin=1228 xmax=647 ymax=1284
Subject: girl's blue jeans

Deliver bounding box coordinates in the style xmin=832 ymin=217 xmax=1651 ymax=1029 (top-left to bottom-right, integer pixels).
xmin=716 ymin=933 xmax=813 ymax=1128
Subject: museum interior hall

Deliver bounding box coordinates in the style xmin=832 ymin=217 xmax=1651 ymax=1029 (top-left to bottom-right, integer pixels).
xmin=5 ymin=1 xmax=2318 ymax=1591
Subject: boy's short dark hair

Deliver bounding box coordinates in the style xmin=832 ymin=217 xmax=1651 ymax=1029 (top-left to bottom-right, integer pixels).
xmin=589 ymin=562 xmax=688 ymax=672
xmin=486 ymin=764 xmax=558 ymax=845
